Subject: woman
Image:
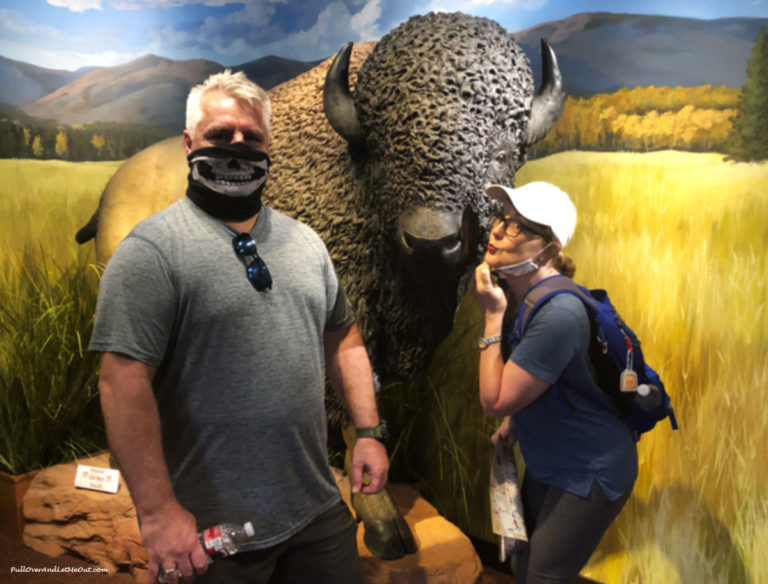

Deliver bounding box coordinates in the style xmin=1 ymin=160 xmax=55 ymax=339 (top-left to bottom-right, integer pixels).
xmin=474 ymin=182 xmax=637 ymax=583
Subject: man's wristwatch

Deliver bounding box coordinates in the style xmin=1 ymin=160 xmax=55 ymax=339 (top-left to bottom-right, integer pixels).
xmin=355 ymin=420 xmax=388 ymax=444
xmin=478 ymin=334 xmax=503 ymax=349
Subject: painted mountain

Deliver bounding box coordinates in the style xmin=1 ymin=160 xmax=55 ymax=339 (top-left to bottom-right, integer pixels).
xmin=516 ymin=12 xmax=768 ymax=94
xmin=0 ymin=56 xmax=95 ymax=107
xmin=8 ymin=12 xmax=768 ymax=127
xmin=20 ymin=55 xmax=223 ymax=127
xmin=15 ymin=54 xmax=319 ymax=128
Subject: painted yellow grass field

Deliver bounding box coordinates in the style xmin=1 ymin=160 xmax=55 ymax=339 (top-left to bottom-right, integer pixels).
xmin=0 ymin=159 xmax=122 ymax=269
xmin=517 ymin=151 xmax=768 ymax=583
xmin=386 ymin=150 xmax=767 ymax=584
xmin=2 ymin=152 xmax=766 ymax=583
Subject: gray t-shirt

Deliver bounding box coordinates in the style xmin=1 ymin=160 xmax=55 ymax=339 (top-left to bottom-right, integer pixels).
xmin=90 ymin=199 xmax=354 ymax=549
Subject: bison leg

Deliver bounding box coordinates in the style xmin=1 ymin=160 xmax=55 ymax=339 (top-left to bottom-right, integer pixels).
xmin=343 ymin=425 xmax=417 ymax=560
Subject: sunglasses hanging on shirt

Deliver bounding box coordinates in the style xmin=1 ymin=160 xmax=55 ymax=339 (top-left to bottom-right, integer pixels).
xmin=232 ymin=232 xmax=272 ymax=291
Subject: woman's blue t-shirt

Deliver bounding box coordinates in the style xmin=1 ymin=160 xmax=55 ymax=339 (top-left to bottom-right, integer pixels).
xmin=508 ymin=293 xmax=638 ymax=501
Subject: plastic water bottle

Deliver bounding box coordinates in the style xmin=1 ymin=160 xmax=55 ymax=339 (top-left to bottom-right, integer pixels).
xmin=157 ymin=521 xmax=254 ymax=582
xmin=200 ymin=521 xmax=255 ymax=558
xmin=634 ymin=384 xmax=661 ymax=411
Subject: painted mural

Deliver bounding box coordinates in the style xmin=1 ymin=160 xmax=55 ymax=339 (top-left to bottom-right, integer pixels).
xmin=1 ymin=1 xmax=767 ymax=582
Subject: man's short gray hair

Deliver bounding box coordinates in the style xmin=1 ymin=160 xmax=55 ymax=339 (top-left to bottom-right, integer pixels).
xmin=186 ymin=70 xmax=272 ymax=139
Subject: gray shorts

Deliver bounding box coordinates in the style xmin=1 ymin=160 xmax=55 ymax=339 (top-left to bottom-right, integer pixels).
xmin=198 ymin=500 xmax=362 ymax=584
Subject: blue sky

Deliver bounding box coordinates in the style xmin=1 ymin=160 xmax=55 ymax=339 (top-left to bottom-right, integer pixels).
xmin=1 ymin=0 xmax=767 ymax=71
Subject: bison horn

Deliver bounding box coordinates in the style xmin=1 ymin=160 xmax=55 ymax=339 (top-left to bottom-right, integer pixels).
xmin=526 ymin=38 xmax=566 ymax=146
xmin=323 ymin=42 xmax=364 ymax=145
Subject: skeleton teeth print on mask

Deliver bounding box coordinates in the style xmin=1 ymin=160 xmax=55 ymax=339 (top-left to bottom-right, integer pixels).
xmin=189 ymin=145 xmax=269 ymax=198
xmin=186 ymin=143 xmax=271 ymax=221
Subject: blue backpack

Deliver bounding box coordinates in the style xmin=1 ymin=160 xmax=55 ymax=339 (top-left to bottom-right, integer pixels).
xmin=509 ymin=275 xmax=678 ymax=441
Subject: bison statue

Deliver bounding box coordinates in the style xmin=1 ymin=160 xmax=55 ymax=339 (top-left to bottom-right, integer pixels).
xmin=76 ymin=11 xmax=565 ymax=559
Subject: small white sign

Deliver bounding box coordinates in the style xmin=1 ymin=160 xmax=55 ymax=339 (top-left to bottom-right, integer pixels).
xmin=74 ymin=464 xmax=120 ymax=494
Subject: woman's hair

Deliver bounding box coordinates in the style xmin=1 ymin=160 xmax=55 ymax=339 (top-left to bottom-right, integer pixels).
xmin=532 ymin=221 xmax=576 ymax=278
xmin=186 ymin=70 xmax=272 ymax=139
xmin=553 ymin=252 xmax=577 ymax=278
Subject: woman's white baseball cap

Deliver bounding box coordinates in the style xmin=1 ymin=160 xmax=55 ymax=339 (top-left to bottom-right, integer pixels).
xmin=485 ymin=181 xmax=577 ymax=247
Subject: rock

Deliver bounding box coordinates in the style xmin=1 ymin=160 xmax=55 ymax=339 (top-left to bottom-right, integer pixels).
xmin=23 ymin=457 xmax=481 ymax=584
xmin=332 ymin=469 xmax=483 ymax=584
xmin=22 ymin=453 xmax=147 ymax=581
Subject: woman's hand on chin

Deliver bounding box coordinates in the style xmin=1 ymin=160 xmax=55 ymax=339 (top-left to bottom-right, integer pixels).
xmin=473 ymin=262 xmax=508 ymax=316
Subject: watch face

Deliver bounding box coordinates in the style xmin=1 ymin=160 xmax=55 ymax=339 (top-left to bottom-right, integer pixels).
xmin=478 ymin=337 xmax=488 ymax=349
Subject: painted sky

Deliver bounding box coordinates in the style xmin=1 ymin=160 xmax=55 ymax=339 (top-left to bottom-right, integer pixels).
xmin=2 ymin=0 xmax=767 ymax=71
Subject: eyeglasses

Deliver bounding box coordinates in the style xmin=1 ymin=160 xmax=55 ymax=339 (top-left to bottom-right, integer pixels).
xmin=493 ymin=214 xmax=551 ymax=241
xmin=232 ymin=232 xmax=272 ymax=291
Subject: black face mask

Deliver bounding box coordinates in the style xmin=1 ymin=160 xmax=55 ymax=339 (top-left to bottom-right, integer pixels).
xmin=186 ymin=142 xmax=271 ymax=221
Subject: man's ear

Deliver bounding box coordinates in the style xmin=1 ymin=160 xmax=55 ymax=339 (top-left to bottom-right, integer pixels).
xmin=183 ymin=130 xmax=193 ymax=155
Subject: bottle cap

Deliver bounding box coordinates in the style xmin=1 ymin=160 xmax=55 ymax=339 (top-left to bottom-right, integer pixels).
xmin=244 ymin=521 xmax=255 ymax=537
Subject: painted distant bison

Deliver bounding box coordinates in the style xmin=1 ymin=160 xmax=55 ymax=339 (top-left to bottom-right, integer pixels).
xmin=76 ymin=11 xmax=564 ymax=557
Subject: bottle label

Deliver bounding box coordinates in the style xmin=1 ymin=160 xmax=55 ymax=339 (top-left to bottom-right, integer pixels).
xmin=202 ymin=525 xmax=229 ymax=558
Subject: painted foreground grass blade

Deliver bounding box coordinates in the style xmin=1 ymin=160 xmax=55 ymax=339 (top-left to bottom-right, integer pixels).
xmin=0 ymin=252 xmax=106 ymax=475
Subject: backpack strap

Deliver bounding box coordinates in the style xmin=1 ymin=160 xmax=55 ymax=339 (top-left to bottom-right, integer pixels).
xmin=515 ymin=275 xmax=598 ymax=339
xmin=511 ymin=276 xmax=599 ymax=421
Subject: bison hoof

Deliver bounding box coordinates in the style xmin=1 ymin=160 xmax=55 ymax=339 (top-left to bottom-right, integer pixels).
xmin=362 ymin=514 xmax=417 ymax=560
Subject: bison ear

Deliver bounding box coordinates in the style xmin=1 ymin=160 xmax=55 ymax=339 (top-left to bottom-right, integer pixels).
xmin=525 ymin=38 xmax=566 ymax=146
xmin=324 ymin=42 xmax=365 ymax=147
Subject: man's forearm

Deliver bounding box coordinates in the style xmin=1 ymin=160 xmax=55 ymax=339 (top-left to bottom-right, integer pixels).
xmin=324 ymin=324 xmax=380 ymax=428
xmin=98 ymin=353 xmax=176 ymax=518
xmin=325 ymin=324 xmax=389 ymax=494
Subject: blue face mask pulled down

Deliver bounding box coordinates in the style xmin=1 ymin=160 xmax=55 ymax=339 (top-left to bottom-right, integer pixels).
xmin=492 ymin=243 xmax=555 ymax=278
xmin=186 ymin=142 xmax=270 ymax=221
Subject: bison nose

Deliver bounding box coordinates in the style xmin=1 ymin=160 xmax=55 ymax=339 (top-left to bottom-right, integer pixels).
xmin=397 ymin=207 xmax=471 ymax=272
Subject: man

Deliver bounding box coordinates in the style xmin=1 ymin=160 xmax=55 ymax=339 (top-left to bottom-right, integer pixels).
xmin=90 ymin=70 xmax=388 ymax=584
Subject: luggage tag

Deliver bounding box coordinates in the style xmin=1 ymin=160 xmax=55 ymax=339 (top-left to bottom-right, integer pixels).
xmin=620 ymin=342 xmax=638 ymax=392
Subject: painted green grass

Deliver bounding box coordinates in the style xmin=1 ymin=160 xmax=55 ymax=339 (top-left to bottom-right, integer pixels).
xmin=0 ymin=159 xmax=119 ymax=474
xmin=383 ymin=151 xmax=767 ymax=583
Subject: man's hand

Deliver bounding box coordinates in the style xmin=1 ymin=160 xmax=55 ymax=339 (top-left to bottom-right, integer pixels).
xmin=142 ymin=501 xmax=209 ymax=583
xmin=351 ymin=437 xmax=389 ymax=495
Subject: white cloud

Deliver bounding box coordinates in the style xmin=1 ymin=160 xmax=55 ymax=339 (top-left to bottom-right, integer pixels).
xmin=109 ymin=0 xmax=285 ymax=9
xmin=0 ymin=38 xmax=138 ymax=70
xmin=46 ymin=0 xmax=103 ymax=12
xmin=256 ymin=0 xmax=384 ymax=61
xmin=428 ymin=0 xmax=547 ymax=11
xmin=15 ymin=0 xmax=386 ymax=70
xmin=46 ymin=0 xmax=286 ymax=11
xmin=0 ymin=9 xmax=66 ymax=40
xmin=205 ymin=0 xmax=277 ymax=33
xmin=141 ymin=0 xmax=382 ymax=63
xmin=350 ymin=0 xmax=382 ymax=40
xmin=1 ymin=8 xmax=147 ymax=69
xmin=142 ymin=0 xmax=283 ymax=61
